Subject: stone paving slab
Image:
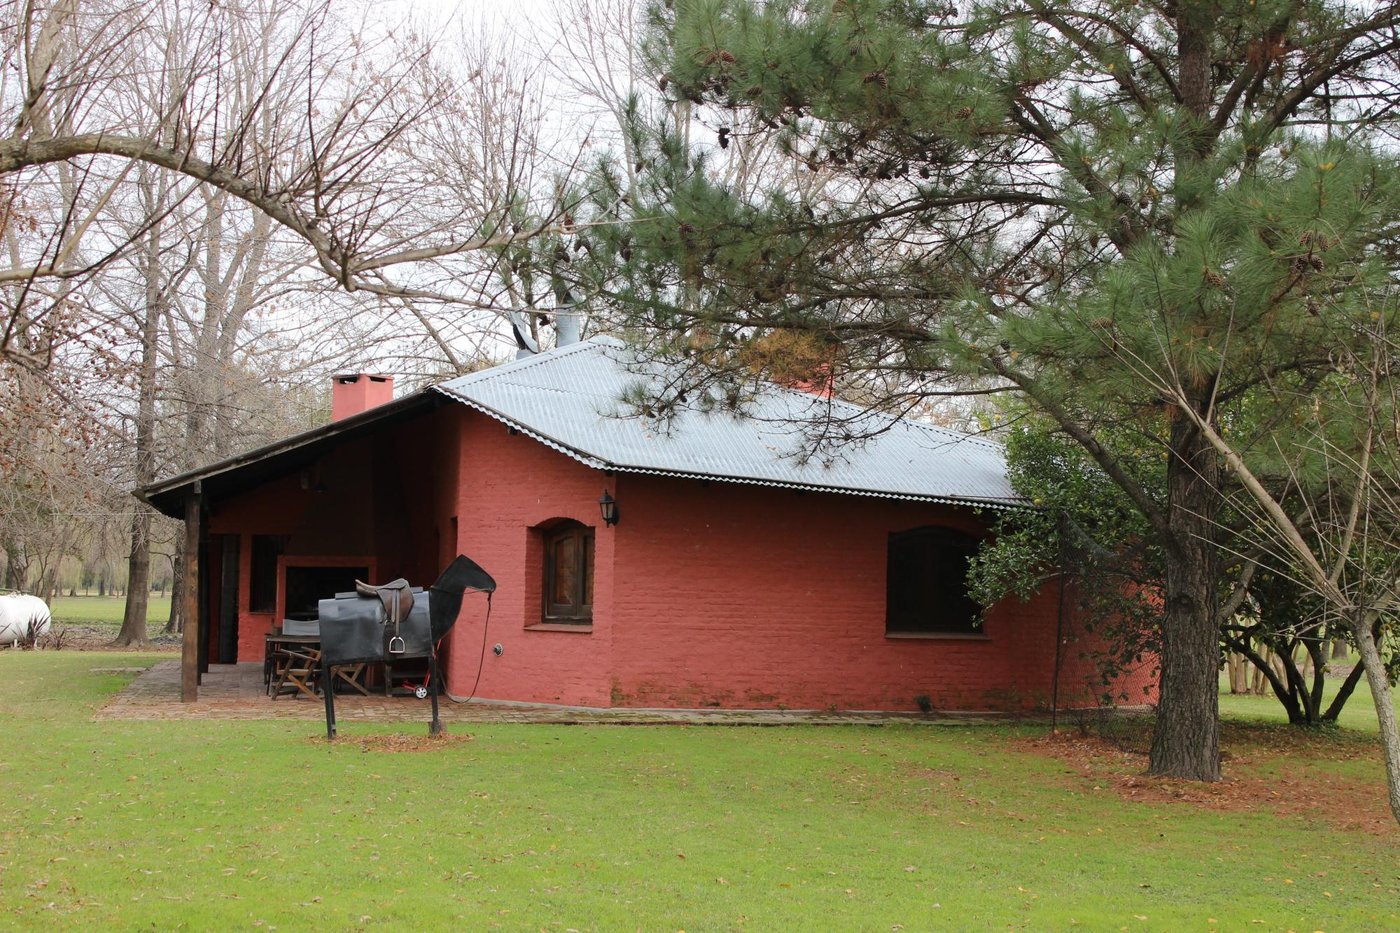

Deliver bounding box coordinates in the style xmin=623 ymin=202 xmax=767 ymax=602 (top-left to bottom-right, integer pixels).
xmin=95 ymin=660 xmax=1017 ymax=726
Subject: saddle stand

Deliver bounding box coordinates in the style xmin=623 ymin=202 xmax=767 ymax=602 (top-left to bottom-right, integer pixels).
xmin=316 ymin=555 xmax=496 ymax=741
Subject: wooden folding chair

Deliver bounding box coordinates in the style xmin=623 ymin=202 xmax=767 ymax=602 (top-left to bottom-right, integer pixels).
xmin=329 ymin=662 xmax=371 ymax=696
xmin=271 ymin=645 xmax=321 ymax=700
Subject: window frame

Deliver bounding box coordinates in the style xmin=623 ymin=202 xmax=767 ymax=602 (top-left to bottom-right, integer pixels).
xmin=540 ymin=521 xmax=595 ymax=626
xmin=884 ymin=525 xmax=986 ymax=638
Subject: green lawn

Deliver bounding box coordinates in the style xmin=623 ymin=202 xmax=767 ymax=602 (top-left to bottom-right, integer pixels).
xmin=49 ymin=595 xmax=172 ymax=629
xmin=0 ymin=652 xmax=1396 ymax=929
xmin=1219 ymin=664 xmax=1399 ymax=732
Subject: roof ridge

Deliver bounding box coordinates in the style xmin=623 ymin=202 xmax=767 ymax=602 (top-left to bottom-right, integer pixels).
xmin=439 ymin=337 xmax=613 ymax=390
xmin=892 ymin=413 xmax=1005 ymax=451
xmin=444 ymin=336 xmax=1001 ymax=453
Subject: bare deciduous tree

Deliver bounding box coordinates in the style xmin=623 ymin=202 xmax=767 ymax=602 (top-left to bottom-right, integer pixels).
xmin=0 ymin=0 xmax=575 ymax=373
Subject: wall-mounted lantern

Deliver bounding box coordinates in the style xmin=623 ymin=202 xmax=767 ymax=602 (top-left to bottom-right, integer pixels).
xmin=598 ymin=489 xmax=620 ymax=527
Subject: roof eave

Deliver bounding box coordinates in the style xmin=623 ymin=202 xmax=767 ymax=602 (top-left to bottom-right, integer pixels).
xmin=603 ymin=463 xmax=1031 ymax=510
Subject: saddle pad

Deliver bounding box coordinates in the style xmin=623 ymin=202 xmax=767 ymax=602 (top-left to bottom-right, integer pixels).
xmin=318 ymin=589 xmax=432 ymax=667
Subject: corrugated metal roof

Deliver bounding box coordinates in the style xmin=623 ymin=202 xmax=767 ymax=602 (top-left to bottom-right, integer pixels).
xmin=433 ymin=337 xmax=1024 ymax=509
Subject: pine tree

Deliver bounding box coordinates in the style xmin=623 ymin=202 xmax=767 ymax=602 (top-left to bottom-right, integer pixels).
xmin=573 ymin=0 xmax=1400 ymax=785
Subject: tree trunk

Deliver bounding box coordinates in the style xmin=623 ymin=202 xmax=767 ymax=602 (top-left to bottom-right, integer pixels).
xmin=1146 ymin=0 xmax=1224 ymax=782
xmin=1348 ymin=614 xmax=1400 ymax=826
xmin=164 ymin=546 xmax=185 ymax=634
xmin=38 ymin=569 xmax=57 ymax=605
xmin=1149 ymin=398 xmax=1222 ymax=780
xmin=1237 ymin=639 xmax=1312 ymax=723
xmin=3 ymin=536 xmax=28 ymax=591
xmin=1227 ymin=653 xmax=1248 ymax=693
xmin=1274 ymin=644 xmax=1318 ymax=724
xmin=1322 ymin=651 xmax=1368 ymax=723
xmin=114 ymin=185 xmax=164 ymax=647
xmin=115 ymin=508 xmax=152 ymax=646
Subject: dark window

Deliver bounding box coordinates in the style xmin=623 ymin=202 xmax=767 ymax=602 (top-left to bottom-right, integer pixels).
xmin=543 ymin=522 xmax=594 ymax=624
xmin=249 ymin=535 xmax=286 ymax=613
xmin=284 ymin=565 xmax=368 ymax=620
xmin=886 ymin=527 xmax=983 ymax=635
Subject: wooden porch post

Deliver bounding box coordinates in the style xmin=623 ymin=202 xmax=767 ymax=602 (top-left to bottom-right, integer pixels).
xmin=180 ymin=482 xmax=202 ymax=702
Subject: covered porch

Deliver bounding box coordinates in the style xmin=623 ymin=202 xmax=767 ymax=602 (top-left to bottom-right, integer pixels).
xmin=139 ymin=380 xmax=464 ymax=702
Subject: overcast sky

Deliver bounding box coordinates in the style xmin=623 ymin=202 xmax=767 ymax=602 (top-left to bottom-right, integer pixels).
xmin=369 ymin=0 xmax=567 ymax=43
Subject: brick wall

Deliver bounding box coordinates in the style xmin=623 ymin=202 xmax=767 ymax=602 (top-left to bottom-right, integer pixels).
xmin=443 ymin=409 xmax=616 ymax=705
xmin=444 ymin=408 xmax=1157 ymax=712
xmin=610 ymin=476 xmax=1041 ymax=712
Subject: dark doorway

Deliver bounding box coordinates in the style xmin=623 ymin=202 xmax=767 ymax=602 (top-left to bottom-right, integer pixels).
xmin=217 ymin=535 xmax=240 ymax=662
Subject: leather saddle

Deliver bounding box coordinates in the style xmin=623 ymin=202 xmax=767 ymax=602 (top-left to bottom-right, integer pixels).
xmin=354 ymin=577 xmax=414 ymax=653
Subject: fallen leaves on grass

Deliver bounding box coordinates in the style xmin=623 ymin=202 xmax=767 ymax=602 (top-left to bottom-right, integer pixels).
xmin=1018 ymin=730 xmax=1396 ymax=836
xmin=1218 ymin=720 xmax=1377 ymax=760
xmin=311 ymin=733 xmax=473 ymax=753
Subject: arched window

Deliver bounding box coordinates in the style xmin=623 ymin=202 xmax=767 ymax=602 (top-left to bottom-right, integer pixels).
xmin=885 ymin=526 xmax=983 ymax=635
xmin=543 ymin=521 xmax=594 ymax=624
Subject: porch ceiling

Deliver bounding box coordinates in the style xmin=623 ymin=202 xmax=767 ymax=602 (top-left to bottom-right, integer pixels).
xmin=138 ymin=393 xmax=444 ymax=518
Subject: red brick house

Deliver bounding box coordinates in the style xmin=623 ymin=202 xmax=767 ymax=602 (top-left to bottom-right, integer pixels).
xmin=140 ymin=337 xmax=1153 ymax=712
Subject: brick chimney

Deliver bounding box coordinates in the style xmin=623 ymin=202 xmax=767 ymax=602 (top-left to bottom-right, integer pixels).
xmin=791 ymin=363 xmax=835 ymax=399
xmin=331 ymin=374 xmax=394 ymax=421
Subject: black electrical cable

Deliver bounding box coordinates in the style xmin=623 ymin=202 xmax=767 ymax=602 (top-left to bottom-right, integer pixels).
xmin=445 ymin=592 xmax=492 ymax=704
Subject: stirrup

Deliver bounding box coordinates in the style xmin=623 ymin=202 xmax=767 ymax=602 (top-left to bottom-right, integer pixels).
xmin=388 ymin=635 xmax=405 ymax=654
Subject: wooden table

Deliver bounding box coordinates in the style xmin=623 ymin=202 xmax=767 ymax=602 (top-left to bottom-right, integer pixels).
xmin=267 ymin=634 xmax=322 ymax=699
xmin=266 ymin=633 xmax=372 ymax=698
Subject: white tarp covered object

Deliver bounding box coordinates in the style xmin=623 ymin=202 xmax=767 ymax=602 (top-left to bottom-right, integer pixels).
xmin=0 ymin=593 xmax=51 ymax=645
